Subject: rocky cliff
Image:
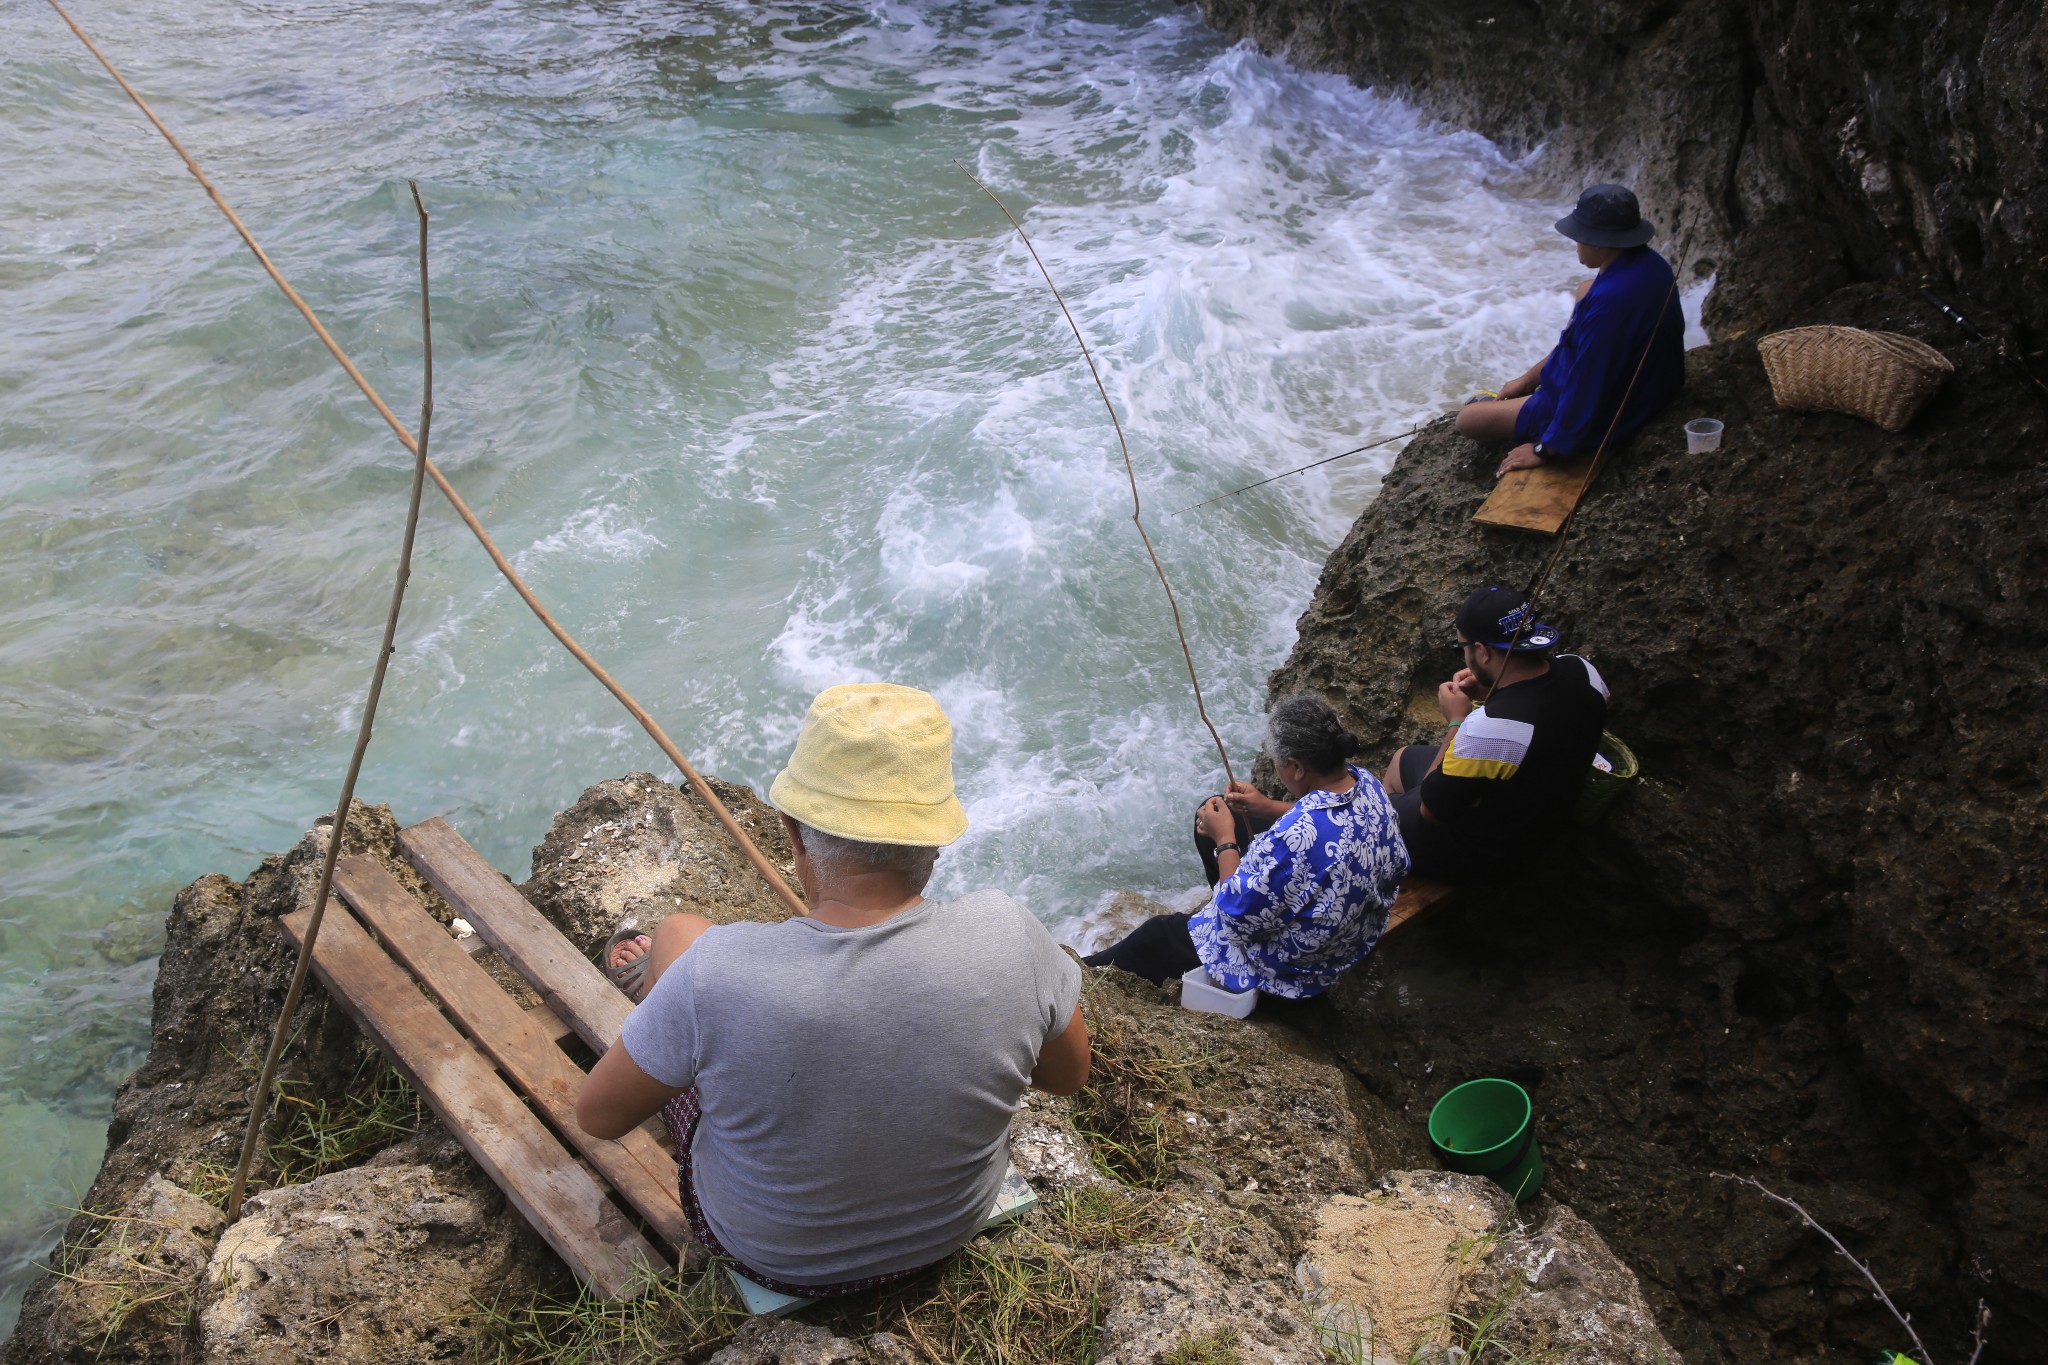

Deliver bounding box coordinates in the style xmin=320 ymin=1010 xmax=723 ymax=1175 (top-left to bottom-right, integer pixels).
xmin=1251 ymin=279 xmax=2046 ymax=1365
xmin=4 ymin=779 xmax=1682 ymax=1364
xmin=1194 ymin=0 xmax=2048 ymax=345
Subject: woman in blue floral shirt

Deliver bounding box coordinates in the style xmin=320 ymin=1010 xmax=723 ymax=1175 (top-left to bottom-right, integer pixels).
xmin=1084 ymin=695 xmax=1410 ymax=999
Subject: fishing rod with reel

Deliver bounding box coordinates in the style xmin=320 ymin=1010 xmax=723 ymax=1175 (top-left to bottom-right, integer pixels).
xmin=1921 ymin=288 xmax=2048 ymax=409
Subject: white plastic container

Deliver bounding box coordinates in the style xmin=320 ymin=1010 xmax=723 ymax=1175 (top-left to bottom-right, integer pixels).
xmin=1180 ymin=965 xmax=1258 ymax=1018
xmin=1684 ymin=417 xmax=1725 ymax=452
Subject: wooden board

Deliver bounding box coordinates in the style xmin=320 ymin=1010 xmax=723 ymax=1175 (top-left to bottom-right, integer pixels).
xmin=1472 ymin=458 xmax=1597 ymax=534
xmin=399 ymin=817 xmax=630 ymax=1054
xmin=279 ymin=903 xmax=668 ymax=1297
xmin=330 ymin=856 xmax=692 ymax=1252
xmin=1384 ymin=876 xmax=1457 ymax=939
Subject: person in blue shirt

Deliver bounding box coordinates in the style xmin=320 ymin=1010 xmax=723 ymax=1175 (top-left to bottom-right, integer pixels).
xmin=1458 ymin=184 xmax=1685 ymax=478
xmin=1082 ymin=695 xmax=1409 ymax=999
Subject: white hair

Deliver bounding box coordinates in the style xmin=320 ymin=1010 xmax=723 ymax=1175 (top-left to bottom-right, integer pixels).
xmin=795 ymin=823 xmax=938 ymax=888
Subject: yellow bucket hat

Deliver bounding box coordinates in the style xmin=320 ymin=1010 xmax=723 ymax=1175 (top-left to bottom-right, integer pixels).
xmin=769 ymin=683 xmax=969 ymax=847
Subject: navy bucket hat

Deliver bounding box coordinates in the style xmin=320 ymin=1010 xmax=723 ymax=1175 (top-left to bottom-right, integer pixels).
xmin=1456 ymin=586 xmax=1558 ymax=653
xmin=1555 ymin=183 xmax=1655 ymax=248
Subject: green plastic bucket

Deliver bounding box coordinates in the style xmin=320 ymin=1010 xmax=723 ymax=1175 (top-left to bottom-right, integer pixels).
xmin=1573 ymin=730 xmax=1639 ymax=826
xmin=1427 ymin=1078 xmax=1544 ymax=1202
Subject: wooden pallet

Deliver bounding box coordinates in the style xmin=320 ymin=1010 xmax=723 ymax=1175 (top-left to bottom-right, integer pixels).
xmin=279 ymin=819 xmax=693 ymax=1298
xmin=1471 ymin=458 xmax=1597 ymax=535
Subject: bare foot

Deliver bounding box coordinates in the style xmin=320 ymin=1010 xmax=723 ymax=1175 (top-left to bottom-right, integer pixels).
xmin=608 ymin=933 xmax=652 ymax=1001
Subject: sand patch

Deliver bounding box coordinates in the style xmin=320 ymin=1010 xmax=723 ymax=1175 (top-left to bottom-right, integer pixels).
xmin=1300 ymin=1174 xmax=1511 ymax=1358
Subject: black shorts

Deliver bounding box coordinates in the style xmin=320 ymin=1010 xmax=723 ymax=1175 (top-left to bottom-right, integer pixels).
xmin=1392 ymin=744 xmax=1468 ymax=883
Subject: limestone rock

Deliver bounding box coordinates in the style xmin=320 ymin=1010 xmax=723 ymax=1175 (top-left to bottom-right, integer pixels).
xmin=1009 ymin=1089 xmax=1104 ymax=1195
xmin=706 ymin=1317 xmax=865 ymax=1365
xmin=1463 ymin=1203 xmax=1684 ymax=1365
xmin=43 ymin=1176 xmax=224 ymax=1362
xmin=522 ymin=773 xmax=801 ymax=955
xmin=1094 ymin=1247 xmax=1322 ymax=1365
xmin=196 ymin=1161 xmax=521 ymax=1363
xmin=1194 ymin=0 xmax=2048 ymax=344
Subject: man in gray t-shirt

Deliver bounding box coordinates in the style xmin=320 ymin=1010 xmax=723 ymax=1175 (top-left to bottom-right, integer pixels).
xmin=577 ymin=684 xmax=1089 ymax=1291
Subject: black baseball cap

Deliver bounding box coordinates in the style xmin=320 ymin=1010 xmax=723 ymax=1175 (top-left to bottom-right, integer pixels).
xmin=1555 ymin=183 xmax=1655 ymax=249
xmin=1456 ymin=586 xmax=1558 ymax=652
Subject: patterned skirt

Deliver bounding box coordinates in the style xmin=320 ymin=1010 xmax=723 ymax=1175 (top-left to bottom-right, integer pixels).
xmin=659 ymin=1088 xmax=938 ymax=1299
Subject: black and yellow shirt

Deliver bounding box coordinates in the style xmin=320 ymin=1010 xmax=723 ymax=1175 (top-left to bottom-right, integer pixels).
xmin=1421 ymin=654 xmax=1609 ymax=864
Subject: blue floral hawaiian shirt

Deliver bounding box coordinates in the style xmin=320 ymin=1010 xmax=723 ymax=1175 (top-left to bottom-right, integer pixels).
xmin=1189 ymin=766 xmax=1410 ymax=998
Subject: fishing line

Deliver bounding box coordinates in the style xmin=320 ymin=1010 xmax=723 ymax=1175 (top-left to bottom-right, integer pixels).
xmin=1170 ymin=424 xmax=1423 ymax=516
xmin=959 ymin=162 xmax=1236 ymax=784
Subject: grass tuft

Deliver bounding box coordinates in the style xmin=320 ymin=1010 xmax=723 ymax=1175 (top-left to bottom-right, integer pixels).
xmin=1162 ymin=1327 xmax=1244 ymax=1365
xmin=861 ymin=1230 xmax=1104 ymax=1365
xmin=467 ymin=1262 xmax=747 ymax=1365
xmin=1068 ymin=1012 xmax=1209 ymax=1188
xmin=44 ymin=1206 xmax=208 ymax=1356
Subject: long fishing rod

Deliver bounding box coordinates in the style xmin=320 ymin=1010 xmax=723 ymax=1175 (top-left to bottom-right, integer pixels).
xmin=226 ymin=182 xmax=434 ymax=1222
xmin=959 ymin=162 xmax=1236 ymax=784
xmin=1169 ymin=424 xmax=1422 ymax=516
xmin=1921 ymin=288 xmax=2048 ymax=408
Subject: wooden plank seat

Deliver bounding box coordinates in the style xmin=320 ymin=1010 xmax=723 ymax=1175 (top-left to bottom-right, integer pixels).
xmin=279 ymin=895 xmax=671 ymax=1298
xmin=1471 ymin=458 xmax=1597 ymax=535
xmin=1382 ymin=874 xmax=1457 ymax=940
xmin=328 ymin=856 xmax=691 ymax=1250
xmin=399 ymin=816 xmax=631 ymax=1054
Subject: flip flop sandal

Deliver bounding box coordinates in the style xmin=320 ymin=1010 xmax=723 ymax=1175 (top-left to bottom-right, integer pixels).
xmin=600 ymin=922 xmax=651 ymax=1003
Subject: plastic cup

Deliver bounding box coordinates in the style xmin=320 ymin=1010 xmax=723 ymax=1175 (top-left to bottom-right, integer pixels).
xmin=1685 ymin=418 xmax=1725 ymax=452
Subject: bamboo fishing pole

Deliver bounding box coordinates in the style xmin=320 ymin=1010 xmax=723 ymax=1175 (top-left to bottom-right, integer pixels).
xmin=959 ymin=163 xmax=1236 ymax=784
xmin=44 ymin=0 xmax=804 ymax=925
xmin=226 ymin=181 xmax=436 ymax=1222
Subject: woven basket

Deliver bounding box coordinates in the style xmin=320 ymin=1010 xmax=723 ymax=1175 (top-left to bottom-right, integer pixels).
xmin=1757 ymin=325 xmax=1953 ymax=432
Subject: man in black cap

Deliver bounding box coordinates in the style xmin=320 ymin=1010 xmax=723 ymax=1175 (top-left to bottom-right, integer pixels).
xmin=1457 ymin=184 xmax=1685 ymax=478
xmin=1381 ymin=586 xmax=1610 ymax=882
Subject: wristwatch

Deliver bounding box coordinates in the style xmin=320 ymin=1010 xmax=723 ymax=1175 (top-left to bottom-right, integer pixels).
xmin=1212 ymin=842 xmax=1240 ymax=855
xmin=1531 ymin=442 xmax=1551 ymax=462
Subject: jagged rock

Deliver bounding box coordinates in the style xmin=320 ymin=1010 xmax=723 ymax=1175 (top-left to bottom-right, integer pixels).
xmin=859 ymin=1332 xmax=917 ymax=1365
xmin=3 ymin=801 xmax=489 ymax=1364
xmin=1093 ymin=1247 xmax=1322 ymax=1365
xmin=521 ymin=772 xmax=802 ymax=957
xmin=1261 ymin=279 xmax=2048 ymax=1362
xmin=1465 ymin=1203 xmax=1684 ymax=1365
xmin=1195 ymin=0 xmax=2048 ymax=344
xmin=705 ymin=1317 xmax=864 ymax=1365
xmin=42 ymin=1176 xmax=224 ymax=1362
xmin=1009 ymin=1089 xmax=1107 ymax=1194
xmin=195 ymin=1159 xmax=522 ymax=1363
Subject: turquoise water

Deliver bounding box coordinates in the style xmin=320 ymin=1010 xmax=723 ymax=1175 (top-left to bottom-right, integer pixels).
xmin=0 ymin=0 xmax=1636 ymax=1330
